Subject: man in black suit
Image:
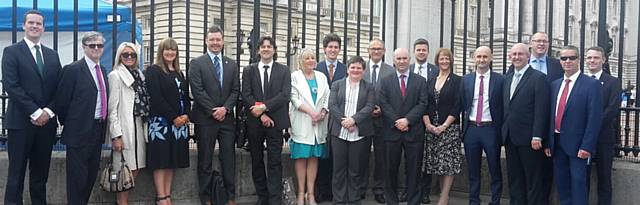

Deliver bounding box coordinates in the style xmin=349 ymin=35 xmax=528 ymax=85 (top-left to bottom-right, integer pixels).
xmin=378 ymin=48 xmax=428 ymax=205
xmin=56 ymin=31 xmax=108 ymax=205
xmin=314 ymin=33 xmax=346 ymax=202
xmin=460 ymin=46 xmax=503 ymax=205
xmin=529 ymin=32 xmax=563 ymax=82
xmin=585 ymin=46 xmax=621 ymax=205
xmin=362 ymin=38 xmax=395 ymax=204
xmin=2 ymin=10 xmax=62 ymax=205
xmin=241 ymin=36 xmax=291 ymax=205
xmin=189 ymin=25 xmax=241 ymax=205
xmin=502 ymin=43 xmax=550 ymax=204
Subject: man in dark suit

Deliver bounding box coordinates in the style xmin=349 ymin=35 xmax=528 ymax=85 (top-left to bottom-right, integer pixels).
xmin=189 ymin=25 xmax=241 ymax=205
xmin=460 ymin=46 xmax=503 ymax=205
xmin=378 ymin=48 xmax=428 ymax=205
xmin=545 ymin=45 xmax=603 ymax=205
xmin=2 ymin=10 xmax=62 ymax=205
xmin=584 ymin=46 xmax=621 ymax=205
xmin=241 ymin=36 xmax=291 ymax=205
xmin=56 ymin=31 xmax=109 ymax=205
xmin=314 ymin=33 xmax=346 ymax=202
xmin=362 ymin=38 xmax=395 ymax=204
xmin=502 ymin=43 xmax=550 ymax=204
xmin=529 ymin=32 xmax=563 ymax=82
xmin=408 ymin=38 xmax=436 ymax=204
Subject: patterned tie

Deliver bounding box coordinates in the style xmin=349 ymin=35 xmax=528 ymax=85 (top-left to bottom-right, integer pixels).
xmin=510 ymin=73 xmax=522 ymax=99
xmin=263 ymin=65 xmax=270 ymax=96
xmin=214 ymin=55 xmax=222 ymax=87
xmin=400 ymin=74 xmax=407 ymax=97
xmin=372 ymin=64 xmax=379 ymax=84
xmin=476 ymin=75 xmax=485 ymax=125
xmin=95 ymin=64 xmax=108 ymax=120
xmin=555 ymin=79 xmax=572 ymax=131
xmin=329 ymin=63 xmax=335 ymax=82
xmin=34 ymin=45 xmax=44 ymax=75
xmin=418 ymin=64 xmax=424 ymax=77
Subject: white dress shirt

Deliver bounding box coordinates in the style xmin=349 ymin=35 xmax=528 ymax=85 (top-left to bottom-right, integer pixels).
xmin=414 ymin=62 xmax=430 ymax=80
xmin=85 ymin=56 xmax=106 ymax=119
xmin=24 ymin=37 xmax=55 ymax=120
xmin=555 ymin=71 xmax=580 ymax=123
xmin=339 ymin=80 xmax=363 ymax=141
xmin=369 ymin=59 xmax=381 ymax=82
xmin=258 ymin=60 xmax=274 ymax=93
xmin=469 ymin=71 xmax=492 ymax=122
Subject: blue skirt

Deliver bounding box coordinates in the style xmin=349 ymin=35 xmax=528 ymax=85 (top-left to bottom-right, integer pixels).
xmin=289 ymin=139 xmax=326 ymax=159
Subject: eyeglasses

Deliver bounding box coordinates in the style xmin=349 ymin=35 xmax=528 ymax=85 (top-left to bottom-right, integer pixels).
xmin=121 ymin=53 xmax=137 ymax=59
xmin=84 ymin=44 xmax=104 ymax=49
xmin=531 ymin=39 xmax=549 ymax=44
xmin=369 ymin=48 xmax=384 ymax=52
xmin=559 ymin=56 xmax=579 ymax=61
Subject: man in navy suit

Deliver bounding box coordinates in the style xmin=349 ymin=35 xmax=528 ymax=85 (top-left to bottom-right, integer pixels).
xmin=2 ymin=10 xmax=62 ymax=205
xmin=378 ymin=48 xmax=428 ymax=205
xmin=584 ymin=47 xmax=621 ymax=205
xmin=56 ymin=31 xmax=109 ymax=205
xmin=502 ymin=43 xmax=550 ymax=204
xmin=461 ymin=46 xmax=504 ymax=205
xmin=314 ymin=33 xmax=346 ymax=202
xmin=545 ymin=46 xmax=603 ymax=205
xmin=529 ymin=32 xmax=563 ymax=82
xmin=410 ymin=38 xmax=438 ymax=81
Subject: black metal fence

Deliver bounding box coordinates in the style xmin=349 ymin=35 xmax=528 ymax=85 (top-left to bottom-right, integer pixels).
xmin=1 ymin=0 xmax=639 ymax=160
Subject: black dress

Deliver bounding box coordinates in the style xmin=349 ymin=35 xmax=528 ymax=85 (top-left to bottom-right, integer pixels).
xmin=422 ymin=73 xmax=463 ymax=175
xmin=145 ymin=65 xmax=191 ymax=169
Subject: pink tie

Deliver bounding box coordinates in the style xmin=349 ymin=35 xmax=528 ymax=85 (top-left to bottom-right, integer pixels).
xmin=400 ymin=74 xmax=407 ymax=97
xmin=95 ymin=64 xmax=107 ymax=120
xmin=475 ymin=75 xmax=484 ymax=125
xmin=555 ymin=79 xmax=571 ymax=131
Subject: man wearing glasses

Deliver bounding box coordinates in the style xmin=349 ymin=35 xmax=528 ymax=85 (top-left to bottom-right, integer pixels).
xmin=56 ymin=31 xmax=109 ymax=205
xmin=545 ymin=46 xmax=602 ymax=205
xmin=2 ymin=10 xmax=62 ymax=205
xmin=529 ymin=32 xmax=564 ymax=82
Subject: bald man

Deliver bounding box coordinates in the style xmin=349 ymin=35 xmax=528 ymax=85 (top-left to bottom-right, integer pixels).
xmin=460 ymin=46 xmax=504 ymax=205
xmin=377 ymin=48 xmax=428 ymax=205
xmin=502 ymin=43 xmax=551 ymax=204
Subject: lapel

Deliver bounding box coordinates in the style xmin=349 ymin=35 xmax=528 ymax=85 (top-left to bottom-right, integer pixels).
xmin=510 ymin=67 xmax=533 ymax=102
xmin=251 ymin=64 xmax=265 ymax=98
xmin=488 ymin=72 xmax=498 ymax=102
xmin=356 ymin=80 xmax=367 ymax=109
xmin=295 ymin=71 xmax=316 ymax=107
xmin=466 ymin=73 xmax=476 ymax=108
xmin=564 ymin=74 xmax=584 ymax=114
xmin=364 ymin=62 xmax=372 ymax=82
xmin=204 ymin=54 xmax=222 ymax=90
xmin=551 ymin=78 xmax=562 ymax=113
xmin=114 ymin=64 xmax=135 ymax=87
xmin=79 ymin=58 xmax=98 ymax=91
xmin=19 ymin=40 xmax=44 ymax=79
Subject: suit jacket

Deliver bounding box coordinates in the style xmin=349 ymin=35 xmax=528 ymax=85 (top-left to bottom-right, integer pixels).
xmin=1 ymin=40 xmax=61 ymax=129
xmin=328 ymin=78 xmax=376 ymax=138
xmin=188 ymin=54 xmax=240 ymax=126
xmin=289 ymin=70 xmax=330 ymax=144
xmin=549 ymin=74 xmax=603 ymax=156
xmin=56 ymin=58 xmax=109 ymax=147
xmin=545 ymin=56 xmax=564 ymax=82
xmin=315 ymin=60 xmax=346 ymax=87
xmin=461 ymin=71 xmax=504 ymax=135
xmin=594 ymin=73 xmax=622 ymax=144
xmin=501 ymin=65 xmax=550 ymax=146
xmin=425 ymin=73 xmax=462 ymax=125
xmin=144 ymin=64 xmax=192 ymax=121
xmin=363 ymin=61 xmax=395 ymax=128
xmin=377 ymin=71 xmax=428 ymax=142
xmin=409 ymin=63 xmax=438 ymax=80
xmin=241 ymin=62 xmax=291 ymax=130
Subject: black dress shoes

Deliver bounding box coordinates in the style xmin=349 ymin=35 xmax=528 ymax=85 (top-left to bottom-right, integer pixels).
xmin=398 ymin=191 xmax=408 ymax=202
xmin=421 ymin=193 xmax=431 ymax=204
xmin=374 ymin=194 xmax=386 ymax=204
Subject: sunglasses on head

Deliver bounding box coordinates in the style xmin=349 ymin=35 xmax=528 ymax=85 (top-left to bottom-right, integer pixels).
xmin=121 ymin=53 xmax=137 ymax=59
xmin=85 ymin=44 xmax=104 ymax=49
xmin=559 ymin=56 xmax=578 ymax=61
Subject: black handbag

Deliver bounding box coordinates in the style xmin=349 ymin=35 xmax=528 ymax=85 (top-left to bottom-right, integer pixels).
xmin=211 ymin=171 xmax=228 ymax=205
xmin=99 ymin=150 xmax=135 ymax=192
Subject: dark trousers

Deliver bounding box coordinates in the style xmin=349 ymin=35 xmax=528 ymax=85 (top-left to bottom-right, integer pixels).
xmin=587 ymin=143 xmax=614 ymax=205
xmin=384 ymin=139 xmax=424 ymax=205
xmin=553 ymin=142 xmax=588 ymax=205
xmin=332 ymin=136 xmax=370 ymax=204
xmin=316 ymin=144 xmax=333 ymax=199
xmin=65 ymin=120 xmax=104 ymax=205
xmin=248 ymin=126 xmax=283 ymax=205
xmin=367 ymin=132 xmax=387 ymax=195
xmin=196 ymin=124 xmax=237 ymax=204
xmin=420 ymin=137 xmax=433 ymax=197
xmin=463 ymin=125 xmax=502 ymax=205
xmin=505 ymin=139 xmax=546 ymax=205
xmin=4 ymin=125 xmax=57 ymax=205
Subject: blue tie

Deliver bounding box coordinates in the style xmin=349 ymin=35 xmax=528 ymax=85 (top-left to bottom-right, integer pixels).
xmin=214 ymin=56 xmax=222 ymax=87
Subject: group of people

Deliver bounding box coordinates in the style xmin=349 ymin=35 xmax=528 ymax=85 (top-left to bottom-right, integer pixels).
xmin=2 ymin=9 xmax=620 ymax=205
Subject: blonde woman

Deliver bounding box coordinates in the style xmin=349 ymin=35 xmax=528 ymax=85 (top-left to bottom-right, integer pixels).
xmin=108 ymin=42 xmax=148 ymax=205
xmin=289 ymin=48 xmax=330 ymax=205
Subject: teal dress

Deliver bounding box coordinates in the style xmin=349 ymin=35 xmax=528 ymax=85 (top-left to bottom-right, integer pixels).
xmin=290 ymin=78 xmax=327 ymax=159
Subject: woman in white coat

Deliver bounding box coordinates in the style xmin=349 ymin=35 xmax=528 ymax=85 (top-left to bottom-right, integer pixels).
xmin=289 ymin=48 xmax=330 ymax=205
xmin=107 ymin=42 xmax=149 ymax=205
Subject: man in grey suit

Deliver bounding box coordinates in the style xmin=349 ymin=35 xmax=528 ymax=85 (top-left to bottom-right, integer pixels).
xmin=361 ymin=38 xmax=395 ymax=204
xmin=378 ymin=48 xmax=429 ymax=205
xmin=189 ymin=25 xmax=241 ymax=205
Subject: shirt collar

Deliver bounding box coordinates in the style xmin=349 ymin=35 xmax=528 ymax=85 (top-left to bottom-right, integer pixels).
xmin=258 ymin=60 xmax=273 ymax=69
xmin=513 ymin=65 xmax=529 ymax=76
xmin=396 ymin=69 xmax=410 ymax=77
xmin=530 ymin=55 xmax=547 ymax=63
xmin=207 ymin=51 xmax=221 ymax=62
xmin=475 ymin=69 xmax=491 ymax=78
xmin=24 ymin=37 xmax=40 ymax=49
xmin=564 ymin=71 xmax=580 ymax=82
xmin=586 ymin=69 xmax=603 ymax=80
xmin=369 ymin=59 xmax=381 ymax=68
xmin=84 ymin=55 xmax=100 ymax=70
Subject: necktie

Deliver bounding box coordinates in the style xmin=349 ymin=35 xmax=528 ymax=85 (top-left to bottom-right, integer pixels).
xmin=555 ymin=79 xmax=572 ymax=131
xmin=418 ymin=65 xmax=424 ymax=77
xmin=329 ymin=63 xmax=335 ymax=82
xmin=476 ymin=75 xmax=485 ymax=125
xmin=592 ymin=75 xmax=597 ymax=79
xmin=95 ymin=65 xmax=108 ymax=120
xmin=372 ymin=64 xmax=379 ymax=84
xmin=510 ymin=73 xmax=522 ymax=99
xmin=400 ymin=74 xmax=407 ymax=97
xmin=263 ymin=65 xmax=270 ymax=96
xmin=213 ymin=56 xmax=222 ymax=87
xmin=34 ymin=45 xmax=44 ymax=75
